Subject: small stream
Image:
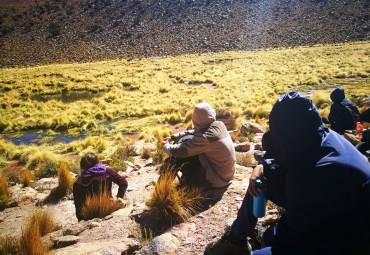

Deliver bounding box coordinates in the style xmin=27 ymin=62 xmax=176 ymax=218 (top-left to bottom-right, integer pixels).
xmin=1 ymin=131 xmax=87 ymax=145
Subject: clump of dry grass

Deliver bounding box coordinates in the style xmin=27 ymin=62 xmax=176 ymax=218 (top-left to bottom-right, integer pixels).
xmin=19 ymin=210 xmax=56 ymax=255
xmin=236 ymin=152 xmax=255 ymax=167
xmin=141 ymin=146 xmax=153 ymax=159
xmin=0 ymin=139 xmax=18 ymax=160
xmin=0 ymin=175 xmax=10 ymax=210
xmin=311 ymin=91 xmax=331 ymax=109
xmin=165 ymin=112 xmax=182 ymax=125
xmin=20 ymin=169 xmax=33 ymax=187
xmin=80 ymin=191 xmax=122 ymax=220
xmin=57 ymin=162 xmax=74 ymax=193
xmin=146 ymin=171 xmax=203 ymax=222
xmin=26 ymin=151 xmax=65 ymax=179
xmin=0 ymin=236 xmax=19 ymax=255
xmin=43 ymin=162 xmax=74 ymax=204
xmin=110 ymin=139 xmax=137 ymax=170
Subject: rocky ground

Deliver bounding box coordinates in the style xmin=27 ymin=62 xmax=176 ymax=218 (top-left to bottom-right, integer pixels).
xmin=0 ymin=0 xmax=369 ymax=67
xmin=0 ymin=123 xmax=280 ymax=254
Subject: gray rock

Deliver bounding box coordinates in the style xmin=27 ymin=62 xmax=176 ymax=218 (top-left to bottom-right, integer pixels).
xmin=254 ymin=150 xmax=266 ymax=163
xmin=54 ymin=239 xmax=140 ymax=255
xmin=62 ymin=222 xmax=89 ymax=236
xmin=52 ymin=235 xmax=80 ymax=248
xmin=240 ymin=122 xmax=265 ymax=135
xmin=234 ymin=142 xmax=251 ymax=152
xmin=139 ymin=233 xmax=180 ymax=255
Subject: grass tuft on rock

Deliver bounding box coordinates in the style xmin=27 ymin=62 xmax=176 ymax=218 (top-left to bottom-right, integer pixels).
xmin=146 ymin=170 xmax=203 ymax=222
xmin=43 ymin=162 xmax=74 ymax=204
xmin=81 ymin=191 xmax=122 ymax=220
xmin=26 ymin=151 xmax=65 ymax=179
xmin=19 ymin=210 xmax=56 ymax=255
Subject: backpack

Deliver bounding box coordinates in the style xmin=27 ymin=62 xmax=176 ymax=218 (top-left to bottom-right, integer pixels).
xmin=341 ymin=104 xmax=360 ymax=130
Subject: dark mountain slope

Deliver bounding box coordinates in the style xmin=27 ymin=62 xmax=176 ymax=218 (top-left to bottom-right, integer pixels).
xmin=0 ymin=0 xmax=369 ymax=67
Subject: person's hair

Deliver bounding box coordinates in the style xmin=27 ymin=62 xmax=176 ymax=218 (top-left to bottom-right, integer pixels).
xmin=80 ymin=153 xmax=99 ymax=171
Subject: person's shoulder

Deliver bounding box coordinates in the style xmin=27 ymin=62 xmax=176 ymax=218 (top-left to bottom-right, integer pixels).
xmin=203 ymin=121 xmax=227 ymax=140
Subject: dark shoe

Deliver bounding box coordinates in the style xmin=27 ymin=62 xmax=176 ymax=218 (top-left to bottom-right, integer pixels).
xmin=204 ymin=235 xmax=251 ymax=255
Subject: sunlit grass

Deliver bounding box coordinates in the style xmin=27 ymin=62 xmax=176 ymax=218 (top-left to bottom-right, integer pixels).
xmin=146 ymin=170 xmax=203 ymax=222
xmin=0 ymin=41 xmax=368 ymax=135
xmin=18 ymin=210 xmax=56 ymax=255
xmin=80 ymin=191 xmax=122 ymax=220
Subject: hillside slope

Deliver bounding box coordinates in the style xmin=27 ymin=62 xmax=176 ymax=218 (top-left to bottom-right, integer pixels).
xmin=0 ymin=0 xmax=369 ymax=67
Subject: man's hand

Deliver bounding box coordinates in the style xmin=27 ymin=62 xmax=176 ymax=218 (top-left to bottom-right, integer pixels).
xmin=162 ymin=137 xmax=170 ymax=146
xmin=247 ymin=164 xmax=264 ymax=197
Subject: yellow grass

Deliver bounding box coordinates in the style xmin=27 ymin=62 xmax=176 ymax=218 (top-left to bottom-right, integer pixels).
xmin=57 ymin=162 xmax=74 ymax=193
xmin=0 ymin=41 xmax=368 ymax=135
xmin=26 ymin=151 xmax=67 ymax=179
xmin=20 ymin=169 xmax=33 ymax=187
xmin=19 ymin=210 xmax=56 ymax=255
xmin=0 ymin=236 xmax=18 ymax=255
xmin=0 ymin=175 xmax=10 ymax=210
xmin=80 ymin=191 xmax=122 ymax=220
xmin=146 ymin=171 xmax=203 ymax=222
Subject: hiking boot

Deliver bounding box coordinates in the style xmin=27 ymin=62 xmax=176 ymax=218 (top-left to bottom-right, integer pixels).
xmin=204 ymin=235 xmax=251 ymax=255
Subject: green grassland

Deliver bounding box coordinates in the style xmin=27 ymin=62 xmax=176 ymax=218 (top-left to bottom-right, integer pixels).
xmin=1 ymin=41 xmax=369 ymax=136
xmin=0 ymin=41 xmax=369 ymax=194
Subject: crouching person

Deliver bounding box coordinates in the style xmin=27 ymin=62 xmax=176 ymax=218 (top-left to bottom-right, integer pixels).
xmin=163 ymin=102 xmax=236 ymax=205
xmin=73 ymin=153 xmax=128 ymax=221
xmin=205 ymin=92 xmax=370 ymax=255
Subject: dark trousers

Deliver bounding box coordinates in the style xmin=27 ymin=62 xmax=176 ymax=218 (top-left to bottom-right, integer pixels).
xmin=230 ymin=165 xmax=286 ymax=243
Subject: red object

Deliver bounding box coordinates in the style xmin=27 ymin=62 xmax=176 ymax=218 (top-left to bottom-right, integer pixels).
xmin=356 ymin=122 xmax=364 ymax=141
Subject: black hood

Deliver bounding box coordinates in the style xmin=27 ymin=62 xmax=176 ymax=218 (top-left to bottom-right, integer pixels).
xmin=269 ymin=91 xmax=324 ymax=149
xmin=330 ymin=88 xmax=345 ymax=103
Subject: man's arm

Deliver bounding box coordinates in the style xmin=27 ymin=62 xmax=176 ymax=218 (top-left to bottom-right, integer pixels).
xmin=72 ymin=182 xmax=84 ymax=221
xmin=107 ymin=168 xmax=128 ymax=198
xmin=164 ymin=133 xmax=210 ymax=158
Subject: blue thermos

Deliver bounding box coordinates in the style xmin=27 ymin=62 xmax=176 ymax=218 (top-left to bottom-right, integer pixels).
xmin=253 ymin=178 xmax=266 ymax=218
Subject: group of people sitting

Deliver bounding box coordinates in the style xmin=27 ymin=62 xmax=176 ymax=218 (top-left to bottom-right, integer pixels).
xmin=72 ymin=88 xmax=370 ymax=255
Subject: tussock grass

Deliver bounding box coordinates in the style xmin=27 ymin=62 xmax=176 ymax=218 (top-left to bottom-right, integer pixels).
xmin=141 ymin=146 xmax=153 ymax=160
xmin=110 ymin=139 xmax=137 ymax=170
xmin=57 ymin=162 xmax=74 ymax=193
xmin=0 ymin=175 xmax=10 ymax=210
xmin=0 ymin=140 xmax=18 ymax=160
xmin=43 ymin=162 xmax=73 ymax=204
xmin=20 ymin=169 xmax=32 ymax=187
xmin=311 ymin=91 xmax=331 ymax=109
xmin=26 ymin=151 xmax=66 ymax=179
xmin=65 ymin=136 xmax=109 ymax=155
xmin=236 ymin=152 xmax=255 ymax=167
xmin=1 ymin=42 xmax=368 ymax=136
xmin=19 ymin=210 xmax=56 ymax=255
xmin=0 ymin=236 xmax=19 ymax=255
xmin=80 ymin=191 xmax=122 ymax=220
xmin=146 ymin=171 xmax=203 ymax=222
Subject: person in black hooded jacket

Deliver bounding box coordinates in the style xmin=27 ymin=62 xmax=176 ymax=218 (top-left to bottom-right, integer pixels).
xmin=205 ymin=92 xmax=370 ymax=255
xmin=328 ymin=88 xmax=360 ymax=134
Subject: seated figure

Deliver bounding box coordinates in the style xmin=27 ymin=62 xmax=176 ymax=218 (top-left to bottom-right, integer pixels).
xmin=163 ymin=102 xmax=236 ymax=204
xmin=73 ymin=153 xmax=128 ymax=221
xmin=205 ymin=92 xmax=370 ymax=255
xmin=328 ymin=88 xmax=360 ymax=134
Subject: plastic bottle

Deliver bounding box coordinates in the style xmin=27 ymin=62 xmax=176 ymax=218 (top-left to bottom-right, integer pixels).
xmin=253 ymin=178 xmax=266 ymax=218
xmin=356 ymin=122 xmax=364 ymax=141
